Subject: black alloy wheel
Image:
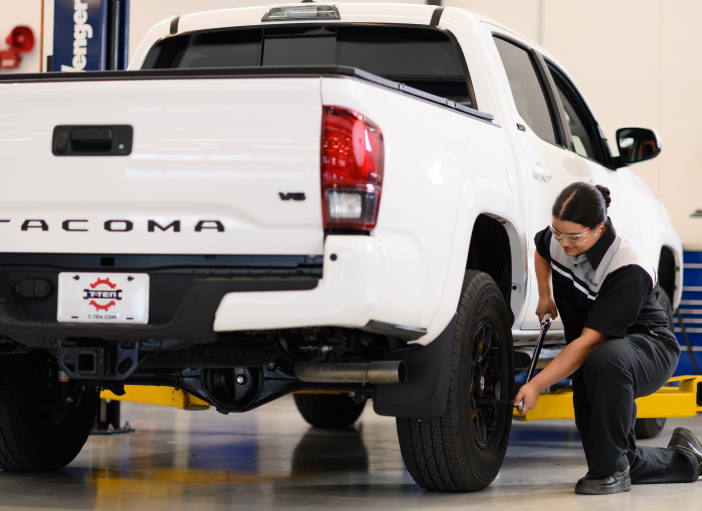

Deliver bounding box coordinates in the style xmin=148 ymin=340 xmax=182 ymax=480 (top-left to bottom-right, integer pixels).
xmin=470 ymin=319 xmax=505 ymax=449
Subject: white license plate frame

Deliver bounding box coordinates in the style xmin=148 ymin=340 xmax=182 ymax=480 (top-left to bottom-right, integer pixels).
xmin=57 ymin=272 xmax=150 ymax=324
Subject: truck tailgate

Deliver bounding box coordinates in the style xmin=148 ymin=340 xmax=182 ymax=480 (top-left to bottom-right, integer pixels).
xmin=0 ymin=77 xmax=324 ymax=255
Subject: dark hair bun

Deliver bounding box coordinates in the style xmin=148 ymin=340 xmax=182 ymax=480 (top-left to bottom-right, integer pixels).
xmin=595 ymin=185 xmax=611 ymax=208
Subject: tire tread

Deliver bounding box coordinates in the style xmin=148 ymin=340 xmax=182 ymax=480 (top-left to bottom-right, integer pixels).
xmin=0 ymin=352 xmax=99 ymax=472
xmin=396 ymin=270 xmax=513 ymax=492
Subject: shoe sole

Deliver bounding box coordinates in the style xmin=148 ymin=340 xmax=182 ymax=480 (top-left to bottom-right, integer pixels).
xmin=575 ymin=480 xmax=631 ymax=495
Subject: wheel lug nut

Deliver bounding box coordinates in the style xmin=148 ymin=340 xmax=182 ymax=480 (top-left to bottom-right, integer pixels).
xmin=236 ymin=375 xmax=246 ymax=385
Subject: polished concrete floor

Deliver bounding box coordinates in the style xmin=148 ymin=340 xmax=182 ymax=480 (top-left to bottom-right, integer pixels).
xmin=1 ymin=396 xmax=701 ymax=511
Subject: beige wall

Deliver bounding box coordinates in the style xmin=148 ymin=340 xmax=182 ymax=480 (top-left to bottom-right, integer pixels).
xmin=0 ymin=2 xmax=43 ymax=73
xmin=5 ymin=0 xmax=700 ymax=248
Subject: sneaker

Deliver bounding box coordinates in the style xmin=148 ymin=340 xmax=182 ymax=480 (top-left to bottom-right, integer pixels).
xmin=575 ymin=466 xmax=631 ymax=495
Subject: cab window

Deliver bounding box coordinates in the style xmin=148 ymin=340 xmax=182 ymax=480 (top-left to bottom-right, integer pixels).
xmin=548 ymin=64 xmax=611 ymax=167
xmin=143 ymin=25 xmax=474 ymax=106
xmin=493 ymin=36 xmax=557 ymax=145
xmin=558 ymin=89 xmax=595 ymax=159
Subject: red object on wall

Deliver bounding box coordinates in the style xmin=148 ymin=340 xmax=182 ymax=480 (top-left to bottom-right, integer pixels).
xmin=6 ymin=26 xmax=35 ymax=53
xmin=0 ymin=26 xmax=35 ymax=70
xmin=0 ymin=50 xmax=21 ymax=69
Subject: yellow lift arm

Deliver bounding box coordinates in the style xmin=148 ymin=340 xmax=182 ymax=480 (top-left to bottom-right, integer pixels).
xmin=513 ymin=375 xmax=702 ymax=421
xmin=101 ymin=386 xmax=210 ymax=410
xmin=100 ymin=376 xmax=702 ymax=420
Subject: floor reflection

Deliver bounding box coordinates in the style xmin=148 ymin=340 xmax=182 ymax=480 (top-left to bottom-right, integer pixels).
xmin=0 ymin=469 xmax=98 ymax=509
xmin=0 ymin=399 xmax=699 ymax=510
xmin=291 ymin=427 xmax=369 ymax=475
xmin=25 ymin=423 xmax=371 ymax=506
xmin=509 ymin=426 xmax=581 ymax=443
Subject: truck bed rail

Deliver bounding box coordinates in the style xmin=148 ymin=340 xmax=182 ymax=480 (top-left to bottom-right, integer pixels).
xmin=0 ymin=66 xmax=495 ymax=124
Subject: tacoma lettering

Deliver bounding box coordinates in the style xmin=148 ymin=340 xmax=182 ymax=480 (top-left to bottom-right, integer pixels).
xmin=8 ymin=220 xmax=225 ymax=233
xmin=63 ymin=220 xmax=88 ymax=232
xmin=104 ymin=220 xmax=134 ymax=232
xmin=21 ymin=220 xmax=49 ymax=231
xmin=148 ymin=220 xmax=181 ymax=232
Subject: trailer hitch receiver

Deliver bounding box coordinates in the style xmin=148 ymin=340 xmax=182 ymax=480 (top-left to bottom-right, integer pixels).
xmin=57 ymin=341 xmax=139 ymax=380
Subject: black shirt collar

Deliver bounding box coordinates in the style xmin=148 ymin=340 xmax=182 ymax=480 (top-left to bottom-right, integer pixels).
xmin=584 ymin=218 xmax=615 ymax=269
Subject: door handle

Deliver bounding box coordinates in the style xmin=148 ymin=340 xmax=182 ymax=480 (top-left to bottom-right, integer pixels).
xmin=531 ymin=166 xmax=552 ymax=182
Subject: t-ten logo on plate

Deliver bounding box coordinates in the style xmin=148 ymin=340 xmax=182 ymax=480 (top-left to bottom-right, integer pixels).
xmin=83 ymin=277 xmax=122 ymax=311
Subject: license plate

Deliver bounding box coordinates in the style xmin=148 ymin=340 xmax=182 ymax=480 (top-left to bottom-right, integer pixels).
xmin=57 ymin=273 xmax=149 ymax=324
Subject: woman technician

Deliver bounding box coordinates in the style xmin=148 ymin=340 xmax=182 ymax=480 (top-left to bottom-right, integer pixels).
xmin=513 ymin=182 xmax=702 ymax=495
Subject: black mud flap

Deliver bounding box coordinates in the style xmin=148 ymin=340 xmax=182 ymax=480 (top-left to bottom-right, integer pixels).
xmin=373 ymin=314 xmax=457 ymax=418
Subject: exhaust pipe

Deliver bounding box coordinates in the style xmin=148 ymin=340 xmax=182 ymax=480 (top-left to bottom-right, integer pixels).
xmin=295 ymin=361 xmax=408 ymax=384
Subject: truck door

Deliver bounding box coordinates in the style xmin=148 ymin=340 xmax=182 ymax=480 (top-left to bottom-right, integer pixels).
xmin=545 ymin=61 xmax=644 ymax=251
xmin=488 ymin=29 xmax=585 ymax=330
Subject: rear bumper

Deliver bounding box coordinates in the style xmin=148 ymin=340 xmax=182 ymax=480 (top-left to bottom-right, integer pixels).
xmin=0 ymin=252 xmax=323 ymax=345
xmin=0 ymin=236 xmax=418 ymax=347
xmin=213 ymin=235 xmax=382 ymax=332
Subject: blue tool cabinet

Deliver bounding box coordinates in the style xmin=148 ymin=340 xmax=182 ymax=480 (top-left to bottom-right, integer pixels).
xmin=674 ymin=251 xmax=702 ymax=375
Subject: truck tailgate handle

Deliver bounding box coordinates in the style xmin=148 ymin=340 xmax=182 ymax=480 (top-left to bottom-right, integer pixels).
xmin=53 ymin=125 xmax=133 ymax=156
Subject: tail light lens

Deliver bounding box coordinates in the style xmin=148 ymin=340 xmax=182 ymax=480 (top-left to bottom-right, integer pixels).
xmin=321 ymin=106 xmax=384 ymax=232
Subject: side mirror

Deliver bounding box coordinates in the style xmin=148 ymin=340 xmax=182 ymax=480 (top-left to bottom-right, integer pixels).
xmin=615 ymin=127 xmax=661 ymax=165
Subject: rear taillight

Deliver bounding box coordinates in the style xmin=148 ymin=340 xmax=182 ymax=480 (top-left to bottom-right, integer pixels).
xmin=321 ymin=106 xmax=384 ymax=232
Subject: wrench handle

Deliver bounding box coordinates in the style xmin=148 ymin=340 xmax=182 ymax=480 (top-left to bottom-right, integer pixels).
xmin=515 ymin=312 xmax=553 ymax=413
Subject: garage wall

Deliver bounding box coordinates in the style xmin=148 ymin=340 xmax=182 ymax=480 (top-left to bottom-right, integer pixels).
xmin=0 ymin=2 xmax=43 ymax=73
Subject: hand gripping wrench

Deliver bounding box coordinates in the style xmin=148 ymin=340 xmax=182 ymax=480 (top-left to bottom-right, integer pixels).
xmin=516 ymin=312 xmax=553 ymax=412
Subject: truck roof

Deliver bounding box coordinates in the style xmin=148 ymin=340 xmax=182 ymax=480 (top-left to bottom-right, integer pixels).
xmin=131 ymin=3 xmax=481 ymax=69
xmin=127 ymin=2 xmax=576 ymax=116
xmin=131 ymin=3 xmax=559 ymax=68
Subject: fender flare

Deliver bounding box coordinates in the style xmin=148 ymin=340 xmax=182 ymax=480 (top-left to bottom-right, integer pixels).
xmin=374 ymin=180 xmax=526 ymax=418
xmin=412 ymin=177 xmax=528 ymax=346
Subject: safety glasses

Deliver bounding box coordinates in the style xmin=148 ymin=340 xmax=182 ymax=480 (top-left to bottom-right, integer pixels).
xmin=550 ymin=225 xmax=591 ymax=244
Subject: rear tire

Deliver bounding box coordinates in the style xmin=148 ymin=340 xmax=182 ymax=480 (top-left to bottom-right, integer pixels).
xmin=396 ymin=270 xmax=514 ymax=492
xmin=0 ymin=352 xmax=99 ymax=471
xmin=634 ymin=417 xmax=667 ymax=439
xmin=293 ymin=393 xmax=366 ymax=429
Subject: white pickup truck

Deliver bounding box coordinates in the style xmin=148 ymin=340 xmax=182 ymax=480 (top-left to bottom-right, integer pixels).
xmin=0 ymin=2 xmax=681 ymax=492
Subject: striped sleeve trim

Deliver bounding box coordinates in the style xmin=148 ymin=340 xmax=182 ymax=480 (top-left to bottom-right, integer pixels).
xmin=551 ymin=262 xmax=598 ymax=301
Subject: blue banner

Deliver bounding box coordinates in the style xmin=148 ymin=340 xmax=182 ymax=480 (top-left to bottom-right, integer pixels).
xmin=53 ymin=0 xmax=107 ymax=71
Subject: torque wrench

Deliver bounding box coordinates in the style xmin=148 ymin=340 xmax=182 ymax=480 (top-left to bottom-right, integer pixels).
xmin=516 ymin=312 xmax=553 ymax=412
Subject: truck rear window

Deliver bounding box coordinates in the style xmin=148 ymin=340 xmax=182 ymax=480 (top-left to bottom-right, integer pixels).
xmin=142 ymin=25 xmax=472 ymax=106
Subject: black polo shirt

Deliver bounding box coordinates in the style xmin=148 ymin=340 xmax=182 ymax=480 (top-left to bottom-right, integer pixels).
xmin=535 ymin=219 xmax=669 ymax=343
